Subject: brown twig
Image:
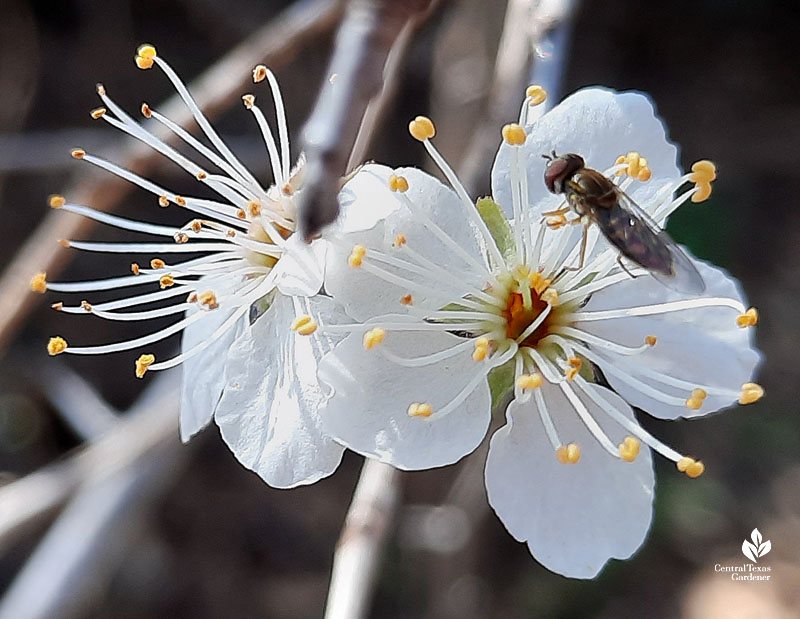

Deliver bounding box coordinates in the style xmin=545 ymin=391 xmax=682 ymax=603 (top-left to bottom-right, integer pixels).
xmin=0 ymin=0 xmax=344 ymax=359
xmin=298 ymin=0 xmax=432 ymax=239
xmin=324 ymin=460 xmax=401 ymax=619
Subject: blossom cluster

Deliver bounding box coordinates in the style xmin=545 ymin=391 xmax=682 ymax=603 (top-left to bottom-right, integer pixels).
xmin=34 ymin=46 xmax=762 ymax=578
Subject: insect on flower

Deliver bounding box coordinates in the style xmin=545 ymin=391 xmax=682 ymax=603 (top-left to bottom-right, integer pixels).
xmin=543 ymin=152 xmax=706 ymax=294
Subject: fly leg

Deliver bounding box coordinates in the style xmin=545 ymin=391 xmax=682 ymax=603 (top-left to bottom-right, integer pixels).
xmin=563 ymin=220 xmax=590 ymax=271
xmin=541 ymin=205 xmax=570 ymax=217
xmin=617 ymin=255 xmax=639 ymax=280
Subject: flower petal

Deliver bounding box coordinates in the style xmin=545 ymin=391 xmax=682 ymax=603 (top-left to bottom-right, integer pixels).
xmin=492 ymin=87 xmax=680 ymax=220
xmin=576 ymin=257 xmax=761 ymax=418
xmin=273 ymin=234 xmax=325 ymax=297
xmin=179 ymin=296 xmax=245 ymax=443
xmin=326 ymin=165 xmax=488 ymax=321
xmin=485 ymin=382 xmax=654 ymax=578
xmin=214 ymin=293 xmax=346 ymax=488
xmin=318 ymin=316 xmax=495 ymax=470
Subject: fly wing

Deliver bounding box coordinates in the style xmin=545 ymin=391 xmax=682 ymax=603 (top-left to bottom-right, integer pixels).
xmin=593 ymin=186 xmax=706 ymax=294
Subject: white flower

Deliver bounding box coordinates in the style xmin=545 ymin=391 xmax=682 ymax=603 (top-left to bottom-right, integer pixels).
xmin=38 ymin=45 xmax=345 ymax=488
xmin=316 ymin=86 xmax=763 ymax=577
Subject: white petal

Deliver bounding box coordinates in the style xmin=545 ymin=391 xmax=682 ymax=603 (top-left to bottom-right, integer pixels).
xmin=485 ymin=382 xmax=654 ymax=578
xmin=334 ymin=164 xmax=402 ymax=233
xmin=577 ymin=257 xmax=761 ymax=419
xmin=214 ymin=293 xmax=346 ymax=488
xmin=326 ymin=166 xmax=488 ymax=321
xmin=179 ymin=293 xmax=246 ymax=443
xmin=318 ymin=317 xmax=494 ymax=470
xmin=492 ymin=87 xmax=680 ymax=220
xmin=273 ymin=234 xmax=325 ymax=297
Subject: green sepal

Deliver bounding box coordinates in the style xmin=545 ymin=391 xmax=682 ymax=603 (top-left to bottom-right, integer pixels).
xmin=487 ymin=358 xmax=516 ymax=414
xmin=476 ymin=197 xmax=515 ymax=267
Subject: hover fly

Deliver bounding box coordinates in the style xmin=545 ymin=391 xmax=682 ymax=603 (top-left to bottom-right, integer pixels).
xmin=543 ymin=152 xmax=705 ymax=294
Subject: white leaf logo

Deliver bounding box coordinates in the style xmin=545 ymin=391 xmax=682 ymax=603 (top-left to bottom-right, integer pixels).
xmin=741 ymin=528 xmax=771 ymax=562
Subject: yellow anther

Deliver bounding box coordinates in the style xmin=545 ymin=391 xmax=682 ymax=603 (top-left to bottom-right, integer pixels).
xmin=174 ymin=232 xmax=189 ymax=244
xmin=51 ymin=302 xmax=63 ymax=311
xmin=175 ymin=196 xmax=187 ymax=206
xmin=242 ymin=94 xmax=255 ymax=109
xmin=686 ymin=461 xmax=705 ymax=478
xmin=526 ymin=84 xmax=547 ymax=106
xmin=502 ymin=123 xmax=526 ymax=146
xmin=690 ymin=159 xmax=717 ymax=183
xmin=393 ymin=234 xmax=407 ymax=247
xmin=71 ymin=149 xmax=85 ymax=159
xmin=618 ymin=436 xmax=641 ymax=462
xmin=739 ymin=382 xmax=764 ymax=405
xmin=689 ymin=161 xmax=716 ymax=202
xmin=137 ymin=44 xmax=157 ymax=59
xmin=248 ymin=200 xmax=261 ymax=216
xmin=253 ymin=64 xmax=267 ymax=83
xmin=677 ymin=456 xmax=704 ymax=478
xmin=565 ymin=367 xmax=578 ymax=381
xmin=58 ymin=239 xmax=70 ymax=248
xmin=408 ymin=402 xmax=433 ymax=418
xmin=290 ymin=315 xmax=312 ymax=331
xmin=159 ymin=274 xmax=175 ymax=289
xmin=615 ymin=151 xmax=651 ymax=181
xmin=296 ymin=322 xmax=318 ymax=335
xmin=131 ymin=263 xmax=141 ymax=275
xmin=190 ymin=220 xmax=202 ymax=232
xmin=49 ymin=194 xmax=65 ymax=208
xmin=691 ymin=388 xmax=708 ymax=400
xmin=626 ymin=152 xmax=641 ymax=177
xmin=685 ymin=397 xmax=704 ymax=410
xmin=388 ymin=174 xmax=409 ymax=192
xmin=47 ymin=336 xmax=68 ymax=356
xmin=556 ymin=442 xmax=581 ymax=464
xmin=196 ymin=171 xmax=207 ymax=180
xmin=81 ymin=300 xmax=92 ymax=311
xmin=291 ymin=315 xmax=320 ymax=335
xmin=400 ymin=294 xmax=413 ymax=306
xmin=187 ymin=292 xmax=198 ymax=303
xmin=135 ymin=55 xmax=154 ymax=70
xmin=198 ymin=290 xmax=219 ymax=310
xmin=236 ymin=209 xmax=247 ymax=219
xmin=158 ymin=195 xmax=169 ymax=207
xmin=515 ymin=373 xmax=543 ymax=391
xmin=150 ymin=258 xmax=166 ymax=269
xmin=691 ymin=182 xmax=712 ymax=203
xmin=348 ymin=244 xmax=367 ymax=268
xmin=363 ymin=327 xmax=386 ymax=350
xmin=141 ymin=103 xmax=152 ymax=118
xmin=135 ymin=353 xmax=155 ymax=378
xmin=473 ymin=337 xmax=490 ymax=362
xmin=281 ymin=183 xmax=294 ymax=196
xmin=736 ymin=307 xmax=758 ymax=328
xmin=30 ymin=272 xmax=47 ymax=293
xmin=409 ymin=115 xmax=435 ymax=141
xmin=645 ymin=335 xmax=657 ymax=347
xmin=541 ymin=288 xmax=559 ymax=306
xmin=90 ymin=107 xmax=106 ymax=119
xmin=567 ymin=357 xmax=582 ymax=369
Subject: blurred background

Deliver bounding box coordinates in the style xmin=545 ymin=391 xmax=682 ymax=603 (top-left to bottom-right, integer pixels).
xmin=0 ymin=0 xmax=798 ymax=617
